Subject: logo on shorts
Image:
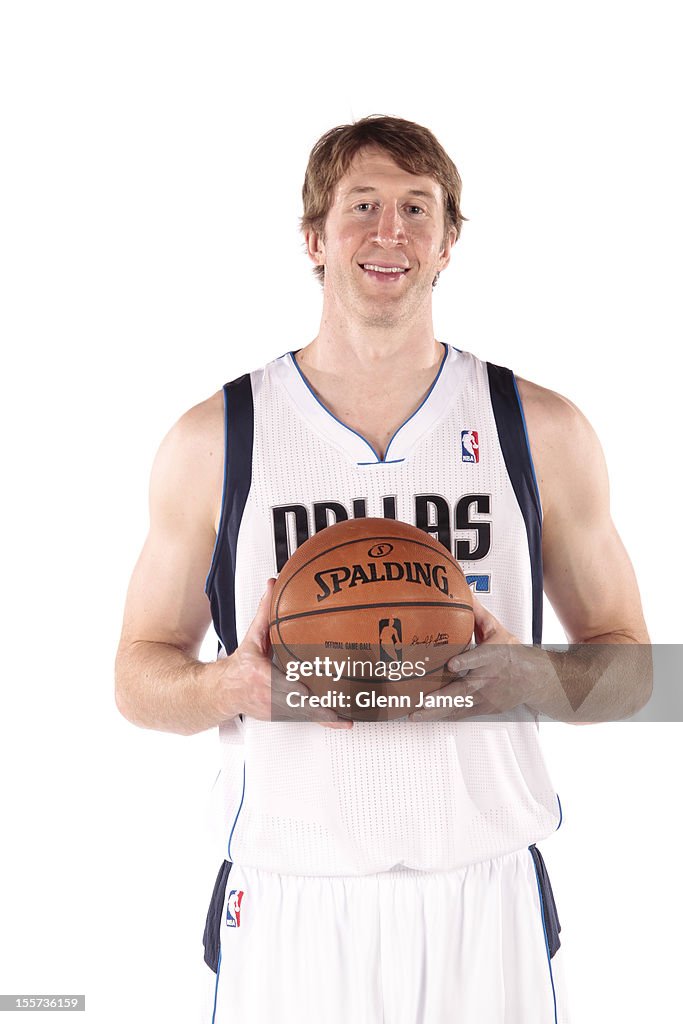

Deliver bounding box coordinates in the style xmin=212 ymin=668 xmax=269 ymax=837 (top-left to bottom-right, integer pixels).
xmin=226 ymin=889 xmax=244 ymax=928
xmin=461 ymin=430 xmax=480 ymax=463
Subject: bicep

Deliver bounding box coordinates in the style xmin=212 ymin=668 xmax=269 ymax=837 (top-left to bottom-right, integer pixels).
xmin=521 ymin=383 xmax=648 ymax=643
xmin=542 ymin=499 xmax=646 ymax=643
xmin=119 ymin=517 xmax=216 ymax=657
xmin=118 ymin=403 xmax=223 ymax=656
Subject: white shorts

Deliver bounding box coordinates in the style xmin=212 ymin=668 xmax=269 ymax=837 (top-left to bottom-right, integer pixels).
xmin=203 ymin=847 xmax=569 ymax=1023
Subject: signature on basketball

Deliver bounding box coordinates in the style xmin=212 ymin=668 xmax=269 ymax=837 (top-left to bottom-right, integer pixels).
xmin=410 ymin=632 xmax=449 ymax=647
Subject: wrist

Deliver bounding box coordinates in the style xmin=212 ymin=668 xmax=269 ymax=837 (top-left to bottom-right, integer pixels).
xmin=524 ymin=647 xmax=575 ymax=720
xmin=206 ymin=653 xmax=245 ymax=721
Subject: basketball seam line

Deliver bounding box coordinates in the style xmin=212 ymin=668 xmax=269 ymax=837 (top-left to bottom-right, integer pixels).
xmin=270 ymin=600 xmax=474 ymax=627
xmin=273 ymin=530 xmax=466 ymax=620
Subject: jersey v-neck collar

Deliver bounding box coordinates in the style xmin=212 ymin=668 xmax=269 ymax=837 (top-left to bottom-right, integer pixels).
xmin=271 ymin=344 xmax=463 ymax=466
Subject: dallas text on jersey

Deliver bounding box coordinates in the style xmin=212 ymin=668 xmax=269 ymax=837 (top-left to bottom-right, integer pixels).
xmin=272 ymin=493 xmax=492 ymax=573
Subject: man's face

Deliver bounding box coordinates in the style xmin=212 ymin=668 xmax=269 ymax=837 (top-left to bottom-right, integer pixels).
xmin=307 ymin=148 xmax=455 ymax=328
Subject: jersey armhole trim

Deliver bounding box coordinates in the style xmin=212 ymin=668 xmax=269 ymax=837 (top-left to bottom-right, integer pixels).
xmin=205 ymin=385 xmax=230 ymax=595
xmin=512 ymin=373 xmax=543 ymax=516
xmin=486 ymin=360 xmax=544 ymax=644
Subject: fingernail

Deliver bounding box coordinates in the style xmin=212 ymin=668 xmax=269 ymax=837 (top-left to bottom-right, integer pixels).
xmin=447 ymin=658 xmax=459 ymax=672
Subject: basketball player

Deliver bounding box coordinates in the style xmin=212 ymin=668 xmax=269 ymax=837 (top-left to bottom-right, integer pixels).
xmin=115 ymin=116 xmax=649 ymax=1023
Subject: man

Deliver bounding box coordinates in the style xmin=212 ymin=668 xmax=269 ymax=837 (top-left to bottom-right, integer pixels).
xmin=115 ymin=115 xmax=649 ymax=1023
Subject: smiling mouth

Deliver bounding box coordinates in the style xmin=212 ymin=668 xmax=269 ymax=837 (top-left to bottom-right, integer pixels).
xmin=360 ymin=263 xmax=409 ymax=275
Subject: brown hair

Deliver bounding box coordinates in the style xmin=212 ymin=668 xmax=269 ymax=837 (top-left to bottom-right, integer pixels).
xmin=301 ymin=114 xmax=466 ymax=282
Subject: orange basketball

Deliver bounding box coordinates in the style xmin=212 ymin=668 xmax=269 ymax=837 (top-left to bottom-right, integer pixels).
xmin=269 ymin=518 xmax=474 ymax=721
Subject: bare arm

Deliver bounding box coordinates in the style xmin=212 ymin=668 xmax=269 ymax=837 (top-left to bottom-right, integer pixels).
xmin=115 ymin=393 xmax=267 ymax=734
xmin=410 ymin=380 xmax=651 ymax=724
xmin=115 ymin=393 xmax=351 ymax=735
xmin=520 ymin=379 xmax=650 ymax=719
xmin=521 ymin=380 xmax=648 ymax=646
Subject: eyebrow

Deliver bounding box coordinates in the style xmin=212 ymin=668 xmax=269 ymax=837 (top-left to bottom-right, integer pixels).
xmin=344 ymin=186 xmax=435 ymax=200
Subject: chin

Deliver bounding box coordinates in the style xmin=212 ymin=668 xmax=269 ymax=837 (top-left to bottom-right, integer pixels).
xmin=359 ymin=308 xmax=405 ymax=329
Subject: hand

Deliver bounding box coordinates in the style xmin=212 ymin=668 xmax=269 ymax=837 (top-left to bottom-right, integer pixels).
xmin=408 ymin=595 xmax=555 ymax=722
xmin=219 ymin=579 xmax=353 ymax=729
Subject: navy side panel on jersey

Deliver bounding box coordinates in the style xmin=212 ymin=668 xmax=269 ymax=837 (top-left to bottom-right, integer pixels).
xmin=205 ymin=374 xmax=255 ymax=655
xmin=486 ymin=362 xmax=543 ymax=644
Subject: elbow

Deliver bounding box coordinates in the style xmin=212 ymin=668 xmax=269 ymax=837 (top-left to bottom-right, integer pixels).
xmin=630 ymin=644 xmax=654 ymax=717
xmin=114 ymin=678 xmax=133 ymax=723
xmin=114 ymin=647 xmax=141 ymax=726
xmin=568 ymin=640 xmax=653 ymax=724
xmin=609 ymin=642 xmax=654 ymax=721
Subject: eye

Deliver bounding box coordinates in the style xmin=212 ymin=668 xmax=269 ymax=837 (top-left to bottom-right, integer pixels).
xmin=354 ymin=202 xmax=374 ymax=212
xmin=405 ymin=205 xmax=425 ymax=215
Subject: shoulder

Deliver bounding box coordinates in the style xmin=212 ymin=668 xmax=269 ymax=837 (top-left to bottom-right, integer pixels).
xmin=156 ymin=390 xmax=224 ymax=469
xmin=151 ymin=390 xmax=225 ymax=525
xmin=515 ymin=376 xmax=601 ymax=456
xmin=514 ymin=376 xmax=608 ymax=517
xmin=515 ymin=375 xmax=595 ymax=436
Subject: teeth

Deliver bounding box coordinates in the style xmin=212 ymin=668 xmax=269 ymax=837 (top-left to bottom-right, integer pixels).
xmin=363 ymin=264 xmax=407 ymax=274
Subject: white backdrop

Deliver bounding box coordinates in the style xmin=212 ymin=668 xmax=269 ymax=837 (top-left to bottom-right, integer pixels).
xmin=1 ymin=1 xmax=681 ymax=1022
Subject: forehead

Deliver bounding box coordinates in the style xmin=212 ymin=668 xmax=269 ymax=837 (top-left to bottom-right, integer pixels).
xmin=332 ymin=147 xmax=443 ymax=205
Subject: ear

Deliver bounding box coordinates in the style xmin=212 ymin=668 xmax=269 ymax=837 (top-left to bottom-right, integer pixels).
xmin=305 ymin=229 xmax=325 ymax=268
xmin=437 ymin=226 xmax=457 ymax=273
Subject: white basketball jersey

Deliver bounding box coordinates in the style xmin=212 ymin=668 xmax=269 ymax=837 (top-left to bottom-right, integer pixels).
xmin=206 ymin=345 xmax=561 ymax=874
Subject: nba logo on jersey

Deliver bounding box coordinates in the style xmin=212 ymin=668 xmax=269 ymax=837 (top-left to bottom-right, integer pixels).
xmin=225 ymin=889 xmax=244 ymax=928
xmin=461 ymin=430 xmax=480 ymax=463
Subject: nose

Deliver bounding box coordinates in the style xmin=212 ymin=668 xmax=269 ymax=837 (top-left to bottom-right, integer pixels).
xmin=372 ymin=203 xmax=407 ymax=246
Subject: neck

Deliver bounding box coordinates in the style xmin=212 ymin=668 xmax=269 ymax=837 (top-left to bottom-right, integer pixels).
xmin=300 ymin=292 xmax=441 ymax=376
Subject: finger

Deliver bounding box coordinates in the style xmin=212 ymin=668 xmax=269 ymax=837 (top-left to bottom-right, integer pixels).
xmin=270 ymin=685 xmax=312 ymax=720
xmin=441 ymin=673 xmax=506 ymax=704
xmin=407 ymin=678 xmax=474 ymax=721
xmin=449 ymin=697 xmax=500 ymax=720
xmin=271 ymin=684 xmax=311 ymax=706
xmin=410 ymin=693 xmax=499 ymax=722
xmin=444 ymin=663 xmax=497 ymax=688
xmin=244 ymin=578 xmax=277 ymax=654
xmin=270 ymin=665 xmax=310 ymax=695
xmin=305 ymin=705 xmax=353 ymax=726
xmin=471 ymin=594 xmax=501 ymax=644
xmin=446 ymin=647 xmax=491 ymax=673
xmin=269 ymin=684 xmax=353 ymax=727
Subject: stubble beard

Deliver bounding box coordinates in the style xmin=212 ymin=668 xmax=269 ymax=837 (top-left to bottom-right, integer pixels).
xmin=332 ymin=265 xmax=435 ymax=331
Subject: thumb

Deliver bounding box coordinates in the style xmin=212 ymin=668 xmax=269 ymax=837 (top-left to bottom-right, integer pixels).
xmin=471 ymin=594 xmax=499 ymax=644
xmin=244 ymin=578 xmax=276 ymax=656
